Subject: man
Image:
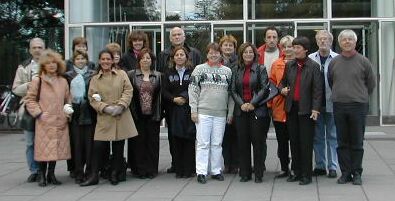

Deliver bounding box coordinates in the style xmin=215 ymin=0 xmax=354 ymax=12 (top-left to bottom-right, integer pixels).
xmin=156 ymin=27 xmax=202 ymax=173
xmin=258 ymin=26 xmax=285 ymax=76
xmin=12 ymin=38 xmax=45 ymax=182
xmin=308 ymin=30 xmax=339 ymax=178
xmin=280 ymin=36 xmax=322 ymax=185
xmin=328 ymin=29 xmax=376 ymax=185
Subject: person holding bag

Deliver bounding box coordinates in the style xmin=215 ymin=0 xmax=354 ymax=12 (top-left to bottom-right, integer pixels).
xmin=25 ymin=49 xmax=73 ymax=187
xmin=231 ymin=42 xmax=271 ymax=183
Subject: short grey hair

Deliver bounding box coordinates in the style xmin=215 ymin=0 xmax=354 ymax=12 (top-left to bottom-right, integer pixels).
xmin=315 ymin=30 xmax=333 ymax=43
xmin=29 ymin=37 xmax=45 ymax=48
xmin=169 ymin=27 xmax=185 ymax=39
xmin=338 ymin=29 xmax=357 ymax=43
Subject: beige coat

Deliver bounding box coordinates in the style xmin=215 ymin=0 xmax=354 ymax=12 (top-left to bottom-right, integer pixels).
xmin=25 ymin=75 xmax=71 ymax=161
xmin=88 ymin=69 xmax=138 ymax=141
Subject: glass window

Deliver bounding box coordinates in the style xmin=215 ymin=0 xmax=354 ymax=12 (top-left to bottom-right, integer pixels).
xmin=372 ymin=0 xmax=395 ymax=17
xmin=213 ymin=24 xmax=244 ymax=50
xmin=166 ymin=0 xmax=243 ymax=21
xmin=249 ymin=0 xmax=323 ymax=19
xmin=381 ymin=22 xmax=395 ymax=124
xmin=247 ymin=22 xmax=294 ymax=47
xmin=296 ymin=22 xmax=328 ymax=53
xmin=332 ymin=0 xmax=371 ymax=17
xmin=69 ymin=27 xmax=82 ymax=56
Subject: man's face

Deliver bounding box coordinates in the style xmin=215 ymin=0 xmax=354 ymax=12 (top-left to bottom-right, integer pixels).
xmin=339 ymin=35 xmax=357 ymax=52
xmin=29 ymin=40 xmax=45 ymax=60
xmin=316 ymin=33 xmax=332 ymax=52
xmin=265 ymin=30 xmax=279 ymax=49
xmin=170 ymin=28 xmax=185 ymax=46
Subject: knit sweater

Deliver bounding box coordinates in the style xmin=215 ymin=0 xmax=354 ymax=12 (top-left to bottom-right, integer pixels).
xmin=328 ymin=53 xmax=376 ymax=103
xmin=188 ymin=62 xmax=233 ymax=118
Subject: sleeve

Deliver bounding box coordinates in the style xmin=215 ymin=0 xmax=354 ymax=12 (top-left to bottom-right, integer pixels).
xmin=364 ymin=59 xmax=376 ymax=95
xmin=328 ymin=60 xmax=334 ymax=89
xmin=279 ymin=63 xmax=289 ymax=92
xmin=250 ymin=65 xmax=269 ymax=107
xmin=25 ymin=77 xmax=42 ymax=117
xmin=267 ymin=62 xmax=278 ymax=108
xmin=312 ymin=63 xmax=323 ymax=111
xmin=156 ymin=52 xmax=165 ymax=73
xmin=230 ymin=67 xmax=244 ymax=107
xmin=12 ymin=65 xmax=29 ymax=97
xmin=64 ymin=79 xmax=72 ymax=105
xmin=116 ymin=71 xmax=133 ymax=109
xmin=188 ymin=67 xmax=201 ymax=114
xmin=88 ymin=76 xmax=109 ymax=114
xmin=161 ymin=71 xmax=175 ymax=102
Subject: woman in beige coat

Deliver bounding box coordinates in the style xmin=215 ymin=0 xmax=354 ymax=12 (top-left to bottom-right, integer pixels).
xmin=80 ymin=49 xmax=138 ymax=186
xmin=25 ymin=49 xmax=72 ymax=187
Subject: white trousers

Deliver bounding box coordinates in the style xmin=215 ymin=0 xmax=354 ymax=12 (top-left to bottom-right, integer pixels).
xmin=195 ymin=114 xmax=226 ymax=175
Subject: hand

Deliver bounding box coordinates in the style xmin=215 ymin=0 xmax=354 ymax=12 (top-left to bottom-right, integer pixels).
xmin=39 ymin=112 xmax=50 ymax=121
xmin=191 ymin=113 xmax=198 ymax=123
xmin=281 ymin=87 xmax=290 ymax=96
xmin=246 ymin=103 xmax=255 ymax=111
xmin=310 ymin=110 xmax=319 ymax=121
xmin=92 ymin=94 xmax=101 ymax=102
xmin=63 ymin=104 xmax=74 ymax=115
xmin=241 ymin=103 xmax=249 ymax=112
xmin=173 ymin=97 xmax=186 ymax=105
xmin=227 ymin=116 xmax=233 ymax=124
xmin=103 ymin=105 xmax=115 ymax=115
xmin=111 ymin=105 xmax=124 ymax=116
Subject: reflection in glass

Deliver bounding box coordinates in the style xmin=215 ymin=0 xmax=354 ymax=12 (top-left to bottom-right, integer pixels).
xmin=166 ymin=0 xmax=242 ymax=21
xmin=131 ymin=26 xmax=162 ymax=56
xmin=110 ymin=0 xmax=160 ymax=21
xmin=249 ymin=0 xmax=323 ymax=19
xmin=213 ymin=25 xmax=244 ymax=50
xmin=381 ymin=22 xmax=395 ymax=123
xmin=332 ymin=0 xmax=370 ymax=17
xmin=296 ymin=23 xmax=328 ymax=53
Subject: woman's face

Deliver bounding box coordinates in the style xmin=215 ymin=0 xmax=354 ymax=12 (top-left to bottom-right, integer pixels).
xmin=113 ymin=52 xmax=120 ymax=64
xmin=75 ymin=43 xmax=87 ymax=53
xmin=132 ymin=40 xmax=144 ymax=51
xmin=221 ymin=41 xmax=235 ymax=56
xmin=44 ymin=61 xmax=58 ymax=75
xmin=174 ymin=49 xmax=187 ymax=67
xmin=242 ymin=46 xmax=255 ymax=64
xmin=74 ymin=55 xmax=87 ymax=69
xmin=207 ymin=49 xmax=221 ymax=64
xmin=99 ymin=53 xmax=113 ymax=71
xmin=139 ymin=53 xmax=152 ymax=70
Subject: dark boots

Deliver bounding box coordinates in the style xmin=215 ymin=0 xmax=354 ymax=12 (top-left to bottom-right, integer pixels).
xmin=38 ymin=161 xmax=61 ymax=187
xmin=47 ymin=162 xmax=61 ymax=185
xmin=38 ymin=162 xmax=47 ymax=187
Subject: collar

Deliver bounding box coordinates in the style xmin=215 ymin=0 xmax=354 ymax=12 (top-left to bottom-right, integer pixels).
xmin=98 ymin=68 xmax=118 ymax=78
xmin=313 ymin=49 xmax=338 ymax=59
xmin=135 ymin=69 xmax=156 ymax=77
xmin=341 ymin=50 xmax=357 ymax=58
xmin=207 ymin=61 xmax=221 ymax=67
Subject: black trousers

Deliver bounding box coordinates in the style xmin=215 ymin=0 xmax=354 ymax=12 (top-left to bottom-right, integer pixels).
xmin=235 ymin=112 xmax=270 ymax=178
xmin=91 ymin=140 xmax=125 ymax=175
xmin=287 ymin=102 xmax=315 ymax=178
xmin=333 ymin=102 xmax=368 ymax=176
xmin=70 ymin=122 xmax=94 ymax=179
xmin=273 ymin=121 xmax=290 ymax=172
xmin=222 ymin=123 xmax=239 ymax=170
xmin=133 ymin=116 xmax=160 ymax=176
xmin=165 ymin=113 xmax=176 ymax=169
xmin=174 ymin=136 xmax=195 ymax=176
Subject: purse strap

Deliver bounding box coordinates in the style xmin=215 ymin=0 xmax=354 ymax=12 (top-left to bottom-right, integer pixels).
xmin=36 ymin=77 xmax=41 ymax=102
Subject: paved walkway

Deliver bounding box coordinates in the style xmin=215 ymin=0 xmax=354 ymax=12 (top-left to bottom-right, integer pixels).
xmin=0 ymin=127 xmax=395 ymax=201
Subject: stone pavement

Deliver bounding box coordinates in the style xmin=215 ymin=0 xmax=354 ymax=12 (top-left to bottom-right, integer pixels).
xmin=0 ymin=127 xmax=395 ymax=201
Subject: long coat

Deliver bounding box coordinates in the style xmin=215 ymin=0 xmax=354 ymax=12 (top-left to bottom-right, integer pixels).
xmin=88 ymin=69 xmax=138 ymax=141
xmin=25 ymin=75 xmax=71 ymax=161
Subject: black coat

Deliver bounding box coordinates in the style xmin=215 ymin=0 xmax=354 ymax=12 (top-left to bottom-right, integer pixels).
xmin=156 ymin=44 xmax=202 ymax=73
xmin=231 ymin=63 xmax=269 ymax=118
xmin=119 ymin=49 xmax=138 ymax=71
xmin=66 ymin=60 xmax=96 ymax=72
xmin=127 ymin=69 xmax=162 ymax=122
xmin=162 ymin=67 xmax=196 ymax=139
xmin=279 ymin=57 xmax=323 ymax=115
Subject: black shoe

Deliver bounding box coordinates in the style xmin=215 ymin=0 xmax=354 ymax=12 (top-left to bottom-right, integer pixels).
xmin=197 ymin=174 xmax=206 ymax=184
xmin=287 ymin=174 xmax=301 ymax=182
xmin=146 ymin=173 xmax=157 ymax=179
xmin=275 ymin=171 xmax=289 ymax=178
xmin=299 ymin=177 xmax=312 ymax=185
xmin=239 ymin=176 xmax=251 ymax=182
xmin=27 ymin=173 xmax=39 ymax=183
xmin=211 ymin=174 xmax=224 ymax=181
xmin=167 ymin=166 xmax=175 ymax=173
xmin=328 ymin=170 xmax=337 ymax=178
xmin=313 ymin=168 xmax=327 ymax=176
xmin=75 ymin=178 xmax=84 ymax=184
xmin=69 ymin=171 xmax=76 ymax=178
xmin=176 ymin=174 xmax=183 ymax=178
xmin=255 ymin=177 xmax=263 ymax=183
xmin=80 ymin=175 xmax=99 ymax=186
xmin=337 ymin=174 xmax=352 ymax=184
xmin=118 ymin=170 xmax=126 ymax=182
xmin=109 ymin=171 xmax=119 ymax=185
xmin=47 ymin=172 xmax=62 ymax=185
xmin=352 ymin=173 xmax=362 ymax=185
xmin=38 ymin=172 xmax=47 ymax=187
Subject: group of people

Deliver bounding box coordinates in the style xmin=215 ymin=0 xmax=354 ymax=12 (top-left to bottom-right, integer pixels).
xmin=12 ymin=26 xmax=375 ymax=187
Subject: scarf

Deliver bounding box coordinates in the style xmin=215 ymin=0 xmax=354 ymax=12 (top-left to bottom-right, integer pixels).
xmin=70 ymin=66 xmax=88 ymax=104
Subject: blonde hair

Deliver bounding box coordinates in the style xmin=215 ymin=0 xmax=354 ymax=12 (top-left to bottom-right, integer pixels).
xmin=38 ymin=49 xmax=66 ymax=75
xmin=279 ymin=35 xmax=295 ymax=48
xmin=219 ymin=35 xmax=238 ymax=50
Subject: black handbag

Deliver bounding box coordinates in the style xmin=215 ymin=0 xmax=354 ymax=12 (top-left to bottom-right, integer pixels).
xmin=20 ymin=78 xmax=41 ymax=131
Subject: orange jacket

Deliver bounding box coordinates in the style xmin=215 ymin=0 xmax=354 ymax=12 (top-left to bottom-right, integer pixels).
xmin=268 ymin=57 xmax=287 ymax=122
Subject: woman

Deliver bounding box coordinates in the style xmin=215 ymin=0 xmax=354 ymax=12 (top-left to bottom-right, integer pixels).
xmin=162 ymin=46 xmax=196 ymax=178
xmin=269 ymin=35 xmax=294 ymax=178
xmin=189 ymin=42 xmax=233 ymax=184
xmin=279 ymin=36 xmax=322 ymax=185
xmin=64 ymin=50 xmax=96 ymax=184
xmin=80 ymin=49 xmax=138 ymax=186
xmin=25 ymin=49 xmax=72 ymax=187
xmin=120 ymin=30 xmax=149 ymax=71
xmin=219 ymin=35 xmax=239 ymax=174
xmin=128 ymin=48 xmax=161 ymax=179
xmin=106 ymin=42 xmax=122 ymax=67
xmin=231 ymin=42 xmax=270 ymax=183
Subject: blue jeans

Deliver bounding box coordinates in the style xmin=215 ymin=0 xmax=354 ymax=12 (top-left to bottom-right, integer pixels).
xmin=24 ymin=130 xmax=39 ymax=174
xmin=313 ymin=112 xmax=338 ymax=171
